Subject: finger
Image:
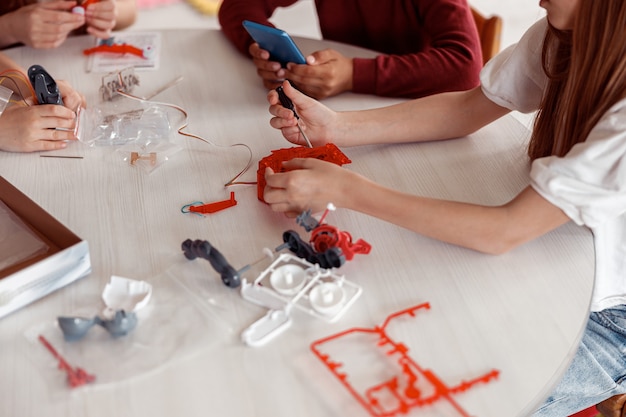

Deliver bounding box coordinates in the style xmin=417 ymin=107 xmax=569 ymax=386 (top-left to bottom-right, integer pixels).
xmin=19 ymin=136 xmax=70 ymax=153
xmin=38 ymin=128 xmax=78 ymax=141
xmin=249 ymin=42 xmax=270 ymax=60
xmin=37 ymin=104 xmax=77 ymax=119
xmin=257 ymin=68 xmax=284 ymax=84
xmin=270 ymin=114 xmax=300 ymax=133
xmin=267 ymin=89 xmax=280 ymax=105
xmin=281 ymin=158 xmax=308 ymax=170
xmin=253 ymin=56 xmax=283 ymax=73
xmin=308 ymin=49 xmax=336 ymax=65
xmin=86 ymin=26 xmax=113 ymax=39
xmin=281 ymin=80 xmax=311 ymax=109
xmin=40 ymin=1 xmax=81 ymax=12
xmin=30 ymin=140 xmax=69 ymax=152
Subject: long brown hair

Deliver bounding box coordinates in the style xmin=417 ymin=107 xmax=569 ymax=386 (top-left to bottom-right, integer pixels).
xmin=529 ymin=0 xmax=626 ymax=160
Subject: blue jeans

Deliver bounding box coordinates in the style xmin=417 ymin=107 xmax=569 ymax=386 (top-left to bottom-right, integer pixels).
xmin=532 ymin=305 xmax=626 ymax=416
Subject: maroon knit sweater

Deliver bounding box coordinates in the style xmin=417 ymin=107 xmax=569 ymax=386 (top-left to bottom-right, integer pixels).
xmin=218 ymin=0 xmax=483 ymax=98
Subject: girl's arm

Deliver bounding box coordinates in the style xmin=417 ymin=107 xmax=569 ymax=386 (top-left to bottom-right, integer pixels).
xmin=112 ymin=0 xmax=137 ymax=30
xmin=264 ymin=159 xmax=570 ymax=255
xmin=268 ymin=81 xmax=511 ymax=148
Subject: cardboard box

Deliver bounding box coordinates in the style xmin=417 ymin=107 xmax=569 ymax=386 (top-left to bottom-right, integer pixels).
xmin=0 ymin=176 xmax=91 ymax=319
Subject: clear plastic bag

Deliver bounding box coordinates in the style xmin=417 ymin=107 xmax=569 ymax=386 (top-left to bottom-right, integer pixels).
xmin=23 ymin=263 xmax=233 ymax=397
xmin=76 ymin=102 xmax=173 ymax=147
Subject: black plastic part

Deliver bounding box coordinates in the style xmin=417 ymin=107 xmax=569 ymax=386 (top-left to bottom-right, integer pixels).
xmin=28 ymin=65 xmax=63 ymax=105
xmin=181 ymin=239 xmax=241 ymax=288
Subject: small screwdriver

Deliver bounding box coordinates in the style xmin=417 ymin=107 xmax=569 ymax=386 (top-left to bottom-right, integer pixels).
xmin=276 ymin=86 xmax=313 ymax=148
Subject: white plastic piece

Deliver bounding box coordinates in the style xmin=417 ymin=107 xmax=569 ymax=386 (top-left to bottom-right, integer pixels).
xmin=240 ymin=252 xmax=363 ymax=347
xmin=101 ymin=275 xmax=152 ymax=319
xmin=71 ymin=6 xmax=85 ymax=14
xmin=270 ymin=264 xmax=306 ymax=295
xmin=240 ymin=278 xmax=288 ymax=310
xmin=241 ymin=253 xmax=362 ymax=322
xmin=309 ymin=282 xmax=346 ymax=316
xmin=241 ymin=309 xmax=292 ymax=347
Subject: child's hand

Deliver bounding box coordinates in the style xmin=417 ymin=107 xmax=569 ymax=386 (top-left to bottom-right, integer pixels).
xmin=8 ymin=1 xmax=85 ymax=49
xmin=263 ymin=158 xmax=352 ymax=216
xmin=596 ymin=394 xmax=626 ymax=417
xmin=84 ymin=0 xmax=117 ymax=39
xmin=57 ymin=80 xmax=86 ymax=111
xmin=267 ymin=80 xmax=337 ymax=147
xmin=285 ymin=49 xmax=354 ymax=99
xmin=0 ymin=104 xmax=78 ymax=152
xmin=248 ymin=42 xmax=285 ymax=90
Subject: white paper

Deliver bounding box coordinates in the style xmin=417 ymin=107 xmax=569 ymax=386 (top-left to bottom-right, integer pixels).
xmin=86 ymin=32 xmax=162 ymax=73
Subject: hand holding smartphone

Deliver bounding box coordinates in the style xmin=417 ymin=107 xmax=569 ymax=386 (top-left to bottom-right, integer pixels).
xmin=242 ymin=20 xmax=306 ymax=67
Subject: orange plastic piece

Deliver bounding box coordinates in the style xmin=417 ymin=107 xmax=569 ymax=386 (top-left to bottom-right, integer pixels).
xmin=130 ymin=152 xmax=157 ymax=166
xmin=80 ymin=0 xmax=99 ymax=8
xmin=83 ymin=43 xmax=146 ymax=58
xmin=257 ymin=143 xmax=351 ymax=202
xmin=189 ymin=192 xmax=237 ymax=214
xmin=38 ymin=335 xmax=96 ymax=388
xmin=310 ymin=303 xmax=499 ymax=417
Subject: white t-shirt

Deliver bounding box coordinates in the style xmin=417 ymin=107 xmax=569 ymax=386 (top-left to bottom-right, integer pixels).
xmin=480 ymin=18 xmax=626 ymax=312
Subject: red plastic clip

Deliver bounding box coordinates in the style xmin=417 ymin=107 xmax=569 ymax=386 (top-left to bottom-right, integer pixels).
xmin=187 ymin=192 xmax=237 ymax=215
xmin=38 ymin=335 xmax=96 ymax=388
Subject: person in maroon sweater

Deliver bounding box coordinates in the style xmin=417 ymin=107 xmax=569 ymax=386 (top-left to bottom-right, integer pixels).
xmin=218 ymin=0 xmax=483 ymax=99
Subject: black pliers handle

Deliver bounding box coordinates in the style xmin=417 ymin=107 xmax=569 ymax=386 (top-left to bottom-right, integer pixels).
xmin=28 ymin=65 xmax=64 ymax=106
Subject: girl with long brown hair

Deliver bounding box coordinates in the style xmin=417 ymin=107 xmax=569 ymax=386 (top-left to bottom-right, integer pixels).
xmin=264 ymin=0 xmax=626 ymax=414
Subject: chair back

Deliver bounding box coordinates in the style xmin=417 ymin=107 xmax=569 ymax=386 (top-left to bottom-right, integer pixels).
xmin=471 ymin=6 xmax=503 ymax=65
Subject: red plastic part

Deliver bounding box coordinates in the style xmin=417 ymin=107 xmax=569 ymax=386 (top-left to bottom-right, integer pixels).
xmin=310 ymin=224 xmax=371 ymax=261
xmin=80 ymin=0 xmax=99 ymax=8
xmin=569 ymin=407 xmax=599 ymax=417
xmin=310 ymin=303 xmax=499 ymax=417
xmin=38 ymin=335 xmax=96 ymax=388
xmin=83 ymin=43 xmax=147 ymax=58
xmin=189 ymin=192 xmax=237 ymax=214
xmin=257 ymin=143 xmax=351 ymax=202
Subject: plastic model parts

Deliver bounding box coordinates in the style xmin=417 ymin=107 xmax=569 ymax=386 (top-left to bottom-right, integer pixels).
xmin=38 ymin=335 xmax=96 ymax=388
xmin=181 ymin=192 xmax=237 ymax=215
xmin=257 ymin=143 xmax=351 ymax=202
xmin=240 ymin=253 xmax=362 ymax=346
xmin=58 ymin=310 xmax=137 ymax=341
xmin=182 ymin=205 xmax=370 ymax=287
xmin=277 ymin=204 xmax=371 ymax=269
xmin=28 ymin=65 xmax=63 ymax=105
xmin=57 ymin=276 xmax=152 ymax=341
xmin=310 ymin=303 xmax=500 ymax=417
xmin=100 ymin=67 xmax=140 ymax=101
xmin=182 ymin=206 xmax=369 ymax=345
xmin=182 ymin=239 xmax=242 ymax=288
xmin=83 ymin=37 xmax=152 ymax=59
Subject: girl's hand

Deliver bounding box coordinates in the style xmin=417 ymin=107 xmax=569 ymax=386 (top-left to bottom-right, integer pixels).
xmin=284 ymin=49 xmax=354 ymax=99
xmin=84 ymin=0 xmax=117 ymax=39
xmin=7 ymin=1 xmax=85 ymax=49
xmin=0 ymin=104 xmax=78 ymax=152
xmin=267 ymin=80 xmax=338 ymax=147
xmin=596 ymin=394 xmax=626 ymax=417
xmin=263 ymin=158 xmax=354 ymax=216
xmin=57 ymin=80 xmax=86 ymax=111
xmin=248 ymin=42 xmax=285 ymax=90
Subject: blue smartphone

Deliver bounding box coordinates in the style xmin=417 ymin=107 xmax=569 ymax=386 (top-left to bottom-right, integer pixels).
xmin=242 ymin=20 xmax=306 ymax=67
